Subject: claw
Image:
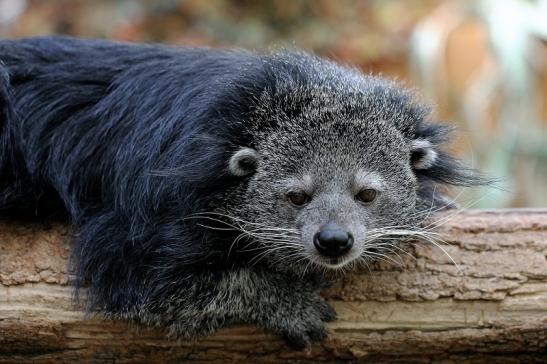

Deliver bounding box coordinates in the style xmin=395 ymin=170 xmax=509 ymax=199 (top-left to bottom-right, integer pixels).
xmin=307 ymin=326 xmax=328 ymax=342
xmin=282 ymin=332 xmax=310 ymax=350
xmin=318 ymin=301 xmax=337 ymax=322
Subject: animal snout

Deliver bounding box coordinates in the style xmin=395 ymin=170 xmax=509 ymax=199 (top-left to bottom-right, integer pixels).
xmin=313 ymin=222 xmax=353 ymax=258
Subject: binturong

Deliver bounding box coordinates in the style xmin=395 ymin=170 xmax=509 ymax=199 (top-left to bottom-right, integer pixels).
xmin=0 ymin=37 xmax=488 ymax=348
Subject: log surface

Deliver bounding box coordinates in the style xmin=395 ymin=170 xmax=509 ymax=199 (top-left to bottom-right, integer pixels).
xmin=0 ymin=209 xmax=546 ymax=363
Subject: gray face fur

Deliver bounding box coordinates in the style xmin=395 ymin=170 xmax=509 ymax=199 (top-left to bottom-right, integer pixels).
xmin=215 ymin=52 xmax=462 ymax=274
xmin=228 ymin=117 xmax=418 ymax=270
xmin=223 ymin=71 xmax=443 ymax=272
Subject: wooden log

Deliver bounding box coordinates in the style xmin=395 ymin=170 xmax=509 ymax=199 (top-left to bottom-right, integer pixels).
xmin=0 ymin=209 xmax=546 ymax=363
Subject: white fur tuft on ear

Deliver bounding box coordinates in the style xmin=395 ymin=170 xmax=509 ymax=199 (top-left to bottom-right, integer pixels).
xmin=228 ymin=147 xmax=258 ymax=176
xmin=411 ymin=139 xmax=438 ymax=170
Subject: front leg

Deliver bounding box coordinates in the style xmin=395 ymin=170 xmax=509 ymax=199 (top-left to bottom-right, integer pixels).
xmin=139 ymin=267 xmax=336 ymax=349
xmin=247 ymin=269 xmax=337 ymax=348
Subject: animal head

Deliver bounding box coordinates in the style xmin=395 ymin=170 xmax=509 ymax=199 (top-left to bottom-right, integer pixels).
xmin=211 ymin=52 xmax=485 ymax=272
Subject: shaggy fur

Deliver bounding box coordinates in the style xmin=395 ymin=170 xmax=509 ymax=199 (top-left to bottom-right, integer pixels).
xmin=0 ymin=36 xmax=485 ymax=348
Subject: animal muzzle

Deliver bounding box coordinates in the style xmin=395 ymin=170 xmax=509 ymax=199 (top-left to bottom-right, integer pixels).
xmin=313 ymin=222 xmax=354 ymax=258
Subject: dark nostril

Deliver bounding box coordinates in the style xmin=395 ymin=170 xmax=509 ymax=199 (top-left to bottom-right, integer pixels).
xmin=313 ymin=223 xmax=354 ymax=258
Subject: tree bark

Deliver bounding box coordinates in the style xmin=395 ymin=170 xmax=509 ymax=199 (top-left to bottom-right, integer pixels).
xmin=0 ymin=209 xmax=546 ymax=363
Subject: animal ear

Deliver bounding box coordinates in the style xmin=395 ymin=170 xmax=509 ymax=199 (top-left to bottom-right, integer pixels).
xmin=228 ymin=147 xmax=258 ymax=176
xmin=410 ymin=139 xmax=438 ymax=170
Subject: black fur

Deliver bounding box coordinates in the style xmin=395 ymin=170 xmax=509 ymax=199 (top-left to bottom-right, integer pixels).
xmin=0 ymin=36 xmax=485 ymax=347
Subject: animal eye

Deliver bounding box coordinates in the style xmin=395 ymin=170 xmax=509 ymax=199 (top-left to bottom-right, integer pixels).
xmin=356 ymin=189 xmax=377 ymax=204
xmin=287 ymin=192 xmax=310 ymax=207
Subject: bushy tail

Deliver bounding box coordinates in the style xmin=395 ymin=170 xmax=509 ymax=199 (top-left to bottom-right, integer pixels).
xmin=0 ymin=62 xmax=26 ymax=215
xmin=0 ymin=60 xmax=70 ymax=219
xmin=0 ymin=62 xmax=12 ymax=173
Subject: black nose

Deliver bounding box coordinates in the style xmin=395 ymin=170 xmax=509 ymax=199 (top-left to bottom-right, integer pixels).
xmin=313 ymin=222 xmax=353 ymax=258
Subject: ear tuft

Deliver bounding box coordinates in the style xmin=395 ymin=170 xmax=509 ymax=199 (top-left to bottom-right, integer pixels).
xmin=411 ymin=139 xmax=438 ymax=170
xmin=229 ymin=147 xmax=258 ymax=176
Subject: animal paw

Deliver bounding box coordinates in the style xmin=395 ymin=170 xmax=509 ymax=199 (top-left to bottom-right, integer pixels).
xmin=281 ymin=325 xmax=327 ymax=349
xmin=266 ymin=295 xmax=337 ymax=350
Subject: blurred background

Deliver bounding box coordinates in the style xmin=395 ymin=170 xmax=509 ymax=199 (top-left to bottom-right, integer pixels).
xmin=1 ymin=0 xmax=546 ymax=208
